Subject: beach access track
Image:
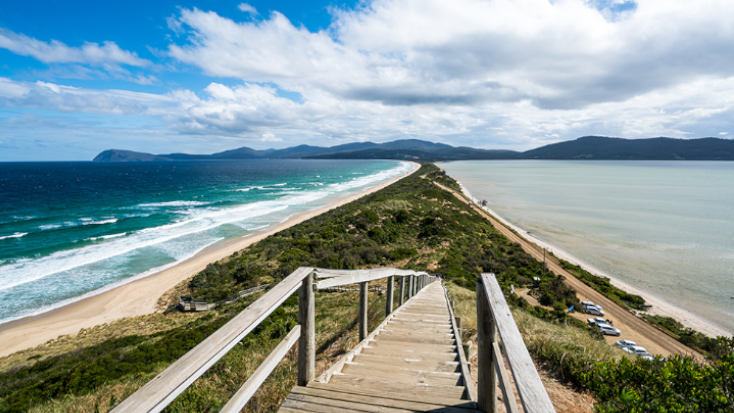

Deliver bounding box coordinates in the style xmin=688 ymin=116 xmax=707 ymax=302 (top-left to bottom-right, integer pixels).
xmin=431 ymin=179 xmax=703 ymax=360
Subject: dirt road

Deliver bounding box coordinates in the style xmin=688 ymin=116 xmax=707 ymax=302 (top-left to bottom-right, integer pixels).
xmin=433 ymin=181 xmax=702 ymax=359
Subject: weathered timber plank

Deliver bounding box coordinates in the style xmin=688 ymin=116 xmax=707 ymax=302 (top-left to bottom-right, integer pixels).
xmin=315 ymin=269 xmax=427 ymax=289
xmin=307 ymin=382 xmax=477 ymax=409
xmin=482 ymin=273 xmax=555 ymax=413
xmin=284 ymin=391 xmax=481 ymax=413
xmin=443 ymin=282 xmax=477 ymax=402
xmin=351 ymin=356 xmax=461 ymax=373
xmin=341 ymin=364 xmax=462 ymax=386
xmin=112 ymin=266 xmax=314 ymax=413
xmin=289 ymin=386 xmax=481 ymax=412
xmin=220 ymin=325 xmax=301 ymax=413
xmin=493 ymin=341 xmax=520 ymax=413
xmin=323 ymin=376 xmax=467 ymax=400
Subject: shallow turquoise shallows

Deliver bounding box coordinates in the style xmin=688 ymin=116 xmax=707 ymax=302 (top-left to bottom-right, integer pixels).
xmin=0 ymin=159 xmax=411 ymax=324
xmin=441 ymin=160 xmax=734 ymax=334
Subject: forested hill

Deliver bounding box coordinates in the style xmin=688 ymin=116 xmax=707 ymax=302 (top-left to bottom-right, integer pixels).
xmin=520 ymin=136 xmax=734 ymax=160
xmin=93 ymin=136 xmax=734 ymax=162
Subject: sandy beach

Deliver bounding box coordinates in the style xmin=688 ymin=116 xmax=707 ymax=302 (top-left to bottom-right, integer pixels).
xmin=457 ymin=182 xmax=730 ymax=339
xmin=0 ymin=162 xmax=420 ymax=358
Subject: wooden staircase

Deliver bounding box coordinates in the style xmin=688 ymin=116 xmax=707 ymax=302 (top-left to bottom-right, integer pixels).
xmin=279 ymin=282 xmax=480 ymax=412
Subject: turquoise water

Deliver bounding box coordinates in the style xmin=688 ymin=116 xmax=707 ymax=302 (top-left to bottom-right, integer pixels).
xmin=0 ymin=160 xmax=412 ymax=325
xmin=441 ymin=160 xmax=734 ymax=334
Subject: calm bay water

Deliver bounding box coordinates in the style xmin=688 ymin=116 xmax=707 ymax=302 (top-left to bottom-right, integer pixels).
xmin=441 ymin=160 xmax=734 ymax=334
xmin=0 ymin=159 xmax=411 ymax=324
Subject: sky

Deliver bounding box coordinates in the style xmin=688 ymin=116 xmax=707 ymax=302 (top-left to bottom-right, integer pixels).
xmin=1 ymin=0 xmax=734 ymax=161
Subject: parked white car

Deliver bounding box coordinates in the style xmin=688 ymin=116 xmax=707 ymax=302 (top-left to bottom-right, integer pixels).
xmin=623 ymin=346 xmax=651 ymax=358
xmin=584 ymin=305 xmax=605 ymax=316
xmin=587 ymin=317 xmax=607 ymax=326
xmin=596 ymin=323 xmax=621 ymax=336
xmin=615 ymin=339 xmax=637 ymax=349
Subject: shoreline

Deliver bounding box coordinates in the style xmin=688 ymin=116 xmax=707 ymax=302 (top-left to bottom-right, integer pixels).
xmin=455 ymin=181 xmax=730 ymax=339
xmin=0 ymin=161 xmax=420 ymax=358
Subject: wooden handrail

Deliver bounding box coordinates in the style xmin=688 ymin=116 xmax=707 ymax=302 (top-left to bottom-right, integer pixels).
xmin=314 ymin=269 xmax=428 ymax=290
xmin=219 ymin=325 xmax=301 ymax=412
xmin=477 ymin=273 xmax=555 ymax=413
xmin=443 ymin=284 xmax=477 ymax=402
xmin=113 ymin=267 xmax=436 ymax=413
xmin=111 ymin=267 xmax=313 ymax=413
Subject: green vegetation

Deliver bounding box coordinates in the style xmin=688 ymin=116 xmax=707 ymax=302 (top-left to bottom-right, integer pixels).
xmin=581 ymin=337 xmax=734 ymax=412
xmin=558 ymin=260 xmax=645 ymax=310
xmin=186 ymin=165 xmax=575 ymax=311
xmin=641 ymin=314 xmax=725 ymax=356
xmin=2 ymin=163 xmax=730 ymax=412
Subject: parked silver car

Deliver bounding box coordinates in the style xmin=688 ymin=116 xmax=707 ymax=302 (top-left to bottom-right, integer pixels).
xmin=615 ymin=339 xmax=637 ymax=349
xmin=596 ymin=323 xmax=621 ymax=336
xmin=584 ymin=305 xmax=605 ymax=316
xmin=587 ymin=317 xmax=607 ymax=326
xmin=623 ymin=346 xmax=652 ymax=359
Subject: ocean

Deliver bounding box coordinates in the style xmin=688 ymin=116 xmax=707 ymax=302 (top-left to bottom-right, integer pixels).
xmin=441 ymin=160 xmax=734 ymax=334
xmin=0 ymin=159 xmax=412 ymax=325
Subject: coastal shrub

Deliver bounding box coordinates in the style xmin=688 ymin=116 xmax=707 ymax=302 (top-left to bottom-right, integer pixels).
xmin=581 ymin=338 xmax=734 ymax=412
xmin=641 ymin=314 xmax=723 ymax=357
xmin=559 ymin=261 xmax=645 ymax=310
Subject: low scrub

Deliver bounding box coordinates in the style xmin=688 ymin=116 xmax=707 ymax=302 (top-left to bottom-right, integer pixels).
xmin=581 ymin=337 xmax=734 ymax=412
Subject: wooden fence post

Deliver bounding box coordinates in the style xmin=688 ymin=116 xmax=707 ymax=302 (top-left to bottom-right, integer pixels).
xmin=386 ymin=276 xmax=394 ymax=317
xmin=399 ymin=276 xmax=406 ymax=306
xmin=477 ymin=278 xmax=498 ymax=413
xmin=456 ymin=317 xmax=462 ymax=343
xmin=359 ymin=281 xmax=369 ymax=341
xmin=298 ymin=272 xmax=315 ymax=386
xmin=408 ymin=276 xmax=414 ymax=299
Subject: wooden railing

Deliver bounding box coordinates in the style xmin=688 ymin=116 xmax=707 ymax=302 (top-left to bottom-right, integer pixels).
xmin=477 ymin=273 xmax=556 ymax=413
xmin=112 ymin=267 xmax=436 ymax=413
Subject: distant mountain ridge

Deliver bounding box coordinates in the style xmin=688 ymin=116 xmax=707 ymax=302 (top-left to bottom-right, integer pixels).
xmin=93 ymin=136 xmax=734 ymax=162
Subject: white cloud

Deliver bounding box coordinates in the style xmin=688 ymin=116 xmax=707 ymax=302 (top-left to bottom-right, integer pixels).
xmin=238 ymin=3 xmax=258 ymax=14
xmin=0 ymin=28 xmax=149 ymax=67
xmin=720 ymin=132 xmax=729 ymax=135
xmin=261 ymin=133 xmax=282 ymax=142
xmin=155 ymin=0 xmax=734 ymax=148
xmin=6 ymin=0 xmax=734 ymax=155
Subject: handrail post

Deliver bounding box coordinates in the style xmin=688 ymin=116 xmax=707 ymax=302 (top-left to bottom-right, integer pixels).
xmin=477 ymin=279 xmax=498 ymax=413
xmin=399 ymin=276 xmax=405 ymax=306
xmin=359 ymin=281 xmax=369 ymax=341
xmin=385 ymin=276 xmax=394 ymax=317
xmin=408 ymin=276 xmax=414 ymax=299
xmin=298 ymin=272 xmax=315 ymax=386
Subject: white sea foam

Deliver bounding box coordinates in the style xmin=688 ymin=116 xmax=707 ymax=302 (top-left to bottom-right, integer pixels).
xmin=89 ymin=233 xmax=127 ymax=241
xmin=0 ymin=161 xmax=413 ymax=320
xmin=83 ymin=218 xmax=118 ymax=225
xmin=0 ymin=232 xmax=27 ymax=240
xmin=138 ymin=201 xmax=211 ymax=208
xmin=38 ymin=224 xmax=62 ymax=230
xmin=0 ymin=239 xmax=223 ymax=325
xmin=0 ymin=201 xmax=290 ymax=292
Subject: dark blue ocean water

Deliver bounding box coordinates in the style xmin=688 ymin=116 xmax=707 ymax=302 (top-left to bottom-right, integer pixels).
xmin=0 ymin=159 xmax=411 ymax=324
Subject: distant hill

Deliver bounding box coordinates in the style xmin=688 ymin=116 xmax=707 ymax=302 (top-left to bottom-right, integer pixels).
xmin=93 ymin=139 xmax=465 ymax=162
xmin=521 ymin=136 xmax=734 ymax=160
xmin=93 ymin=136 xmax=734 ymax=162
xmin=307 ymin=147 xmax=520 ymax=161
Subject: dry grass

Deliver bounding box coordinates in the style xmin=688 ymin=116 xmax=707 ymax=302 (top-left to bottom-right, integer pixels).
xmin=0 ymin=311 xmax=211 ymax=375
xmin=18 ymin=287 xmax=394 ymax=413
xmin=443 ymin=281 xmax=612 ymax=412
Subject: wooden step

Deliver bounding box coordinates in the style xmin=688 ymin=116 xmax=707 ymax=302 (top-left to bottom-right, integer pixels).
xmin=280 ymin=386 xmax=480 ymax=413
xmin=341 ymin=364 xmax=463 ymax=387
xmin=327 ymin=375 xmax=467 ymax=400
